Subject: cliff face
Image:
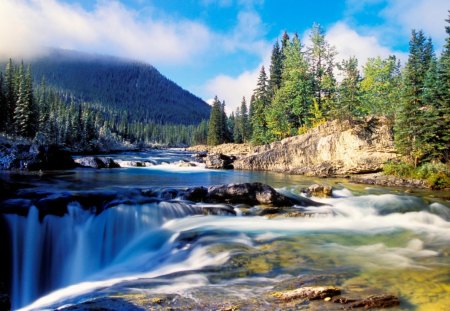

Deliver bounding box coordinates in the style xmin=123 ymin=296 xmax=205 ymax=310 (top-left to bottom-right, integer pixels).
xmin=234 ymin=117 xmax=398 ymax=176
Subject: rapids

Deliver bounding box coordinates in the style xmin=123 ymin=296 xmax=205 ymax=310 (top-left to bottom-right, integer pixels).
xmin=1 ymin=149 xmax=449 ymax=310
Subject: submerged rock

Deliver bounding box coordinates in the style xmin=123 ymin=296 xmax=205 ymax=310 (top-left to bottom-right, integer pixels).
xmin=272 ymin=286 xmax=341 ymax=301
xmin=332 ymin=294 xmax=400 ymax=309
xmin=75 ymin=156 xmax=120 ymax=169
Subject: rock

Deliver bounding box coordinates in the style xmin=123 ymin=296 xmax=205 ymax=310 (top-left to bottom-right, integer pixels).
xmin=202 ymin=183 xmax=324 ymax=207
xmin=0 ymin=143 xmax=75 ymax=170
xmin=304 ymin=184 xmax=333 ymax=198
xmin=350 ymin=172 xmax=428 ymax=189
xmin=182 ymin=183 xmax=325 ymax=207
xmin=272 ymin=286 xmax=341 ymax=301
xmin=205 ymin=154 xmax=236 ymax=169
xmin=75 ymin=156 xmax=120 ymax=169
xmin=332 ymin=294 xmax=400 ymax=309
xmin=234 ymin=117 xmax=398 ymax=176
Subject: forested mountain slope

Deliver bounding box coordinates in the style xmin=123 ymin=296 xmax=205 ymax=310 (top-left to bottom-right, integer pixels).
xmin=28 ymin=49 xmax=210 ymax=125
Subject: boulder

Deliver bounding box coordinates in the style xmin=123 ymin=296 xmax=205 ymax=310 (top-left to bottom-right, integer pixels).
xmin=75 ymin=156 xmax=120 ymax=169
xmin=183 ymin=183 xmax=324 ymax=207
xmin=304 ymin=184 xmax=333 ymax=198
xmin=205 ymin=154 xmax=236 ymax=169
xmin=0 ymin=143 xmax=75 ymax=170
xmin=234 ymin=117 xmax=398 ymax=176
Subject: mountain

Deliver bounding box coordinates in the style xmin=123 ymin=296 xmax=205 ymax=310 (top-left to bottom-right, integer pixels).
xmin=28 ymin=49 xmax=210 ymax=125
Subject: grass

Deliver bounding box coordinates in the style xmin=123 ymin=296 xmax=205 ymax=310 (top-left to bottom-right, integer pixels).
xmin=383 ymin=161 xmax=450 ymax=190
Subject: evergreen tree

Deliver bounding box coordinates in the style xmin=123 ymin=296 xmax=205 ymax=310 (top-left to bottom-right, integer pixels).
xmin=14 ymin=63 xmax=33 ymax=137
xmin=4 ymin=59 xmax=16 ymax=132
xmin=220 ymin=100 xmax=230 ymax=143
xmin=0 ymin=72 xmax=5 ymax=132
xmin=307 ymin=23 xmax=337 ymax=114
xmin=395 ymin=30 xmax=435 ymax=165
xmin=267 ymin=35 xmax=312 ymax=139
xmin=428 ymin=11 xmax=450 ymax=161
xmin=251 ymin=66 xmax=270 ymax=144
xmin=207 ymin=96 xmax=223 ymax=146
xmin=268 ymin=41 xmax=283 ymax=97
xmin=240 ymin=97 xmax=250 ymax=142
xmin=333 ymin=57 xmax=362 ymax=119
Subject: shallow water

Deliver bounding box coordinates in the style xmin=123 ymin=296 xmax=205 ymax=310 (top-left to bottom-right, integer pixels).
xmin=1 ymin=149 xmax=449 ymax=310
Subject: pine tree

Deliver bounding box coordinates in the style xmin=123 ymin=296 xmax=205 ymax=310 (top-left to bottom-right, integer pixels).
xmin=251 ymin=66 xmax=270 ymax=144
xmin=268 ymin=41 xmax=283 ymax=98
xmin=4 ymin=59 xmax=16 ymax=132
xmin=267 ymin=35 xmax=312 ymax=139
xmin=0 ymin=72 xmax=5 ymax=132
xmin=207 ymin=96 xmax=223 ymax=146
xmin=240 ymin=97 xmax=250 ymax=142
xmin=431 ymin=11 xmax=450 ymax=161
xmin=333 ymin=57 xmax=362 ymax=119
xmin=307 ymin=23 xmax=337 ymax=114
xmin=13 ymin=62 xmax=33 ymax=137
xmin=395 ymin=30 xmax=435 ymax=165
xmin=220 ymin=100 xmax=230 ymax=143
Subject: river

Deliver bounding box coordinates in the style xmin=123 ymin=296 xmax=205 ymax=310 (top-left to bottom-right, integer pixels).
xmin=1 ymin=149 xmax=449 ymax=310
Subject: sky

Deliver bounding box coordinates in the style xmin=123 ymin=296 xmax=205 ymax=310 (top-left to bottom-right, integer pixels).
xmin=0 ymin=0 xmax=448 ymax=113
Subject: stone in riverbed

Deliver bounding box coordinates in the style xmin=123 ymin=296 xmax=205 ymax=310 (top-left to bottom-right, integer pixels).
xmin=75 ymin=156 xmax=120 ymax=169
xmin=303 ymin=183 xmax=333 ymax=198
xmin=205 ymin=153 xmax=236 ymax=169
xmin=332 ymin=294 xmax=400 ymax=309
xmin=183 ymin=182 xmax=324 ymax=207
xmin=272 ymin=286 xmax=341 ymax=301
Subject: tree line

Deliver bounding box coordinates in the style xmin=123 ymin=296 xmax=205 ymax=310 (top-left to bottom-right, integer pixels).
xmin=207 ymin=14 xmax=450 ymax=167
xmin=0 ymin=60 xmax=209 ymax=149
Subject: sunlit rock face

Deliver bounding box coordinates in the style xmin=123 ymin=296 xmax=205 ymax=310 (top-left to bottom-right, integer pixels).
xmin=234 ymin=116 xmax=398 ymax=176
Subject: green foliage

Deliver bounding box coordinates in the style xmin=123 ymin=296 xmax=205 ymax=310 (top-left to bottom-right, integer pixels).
xmin=330 ymin=57 xmax=362 ymax=120
xmin=360 ymin=56 xmax=401 ymax=118
xmin=383 ymin=161 xmax=450 ymax=189
xmin=251 ymin=66 xmax=271 ymax=145
xmin=207 ymin=96 xmax=230 ymax=146
xmin=267 ymin=35 xmax=312 ymax=141
xmin=307 ymin=23 xmax=337 ymax=113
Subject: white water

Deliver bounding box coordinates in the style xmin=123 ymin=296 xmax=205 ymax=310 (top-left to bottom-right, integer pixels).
xmin=6 ymin=189 xmax=450 ymax=311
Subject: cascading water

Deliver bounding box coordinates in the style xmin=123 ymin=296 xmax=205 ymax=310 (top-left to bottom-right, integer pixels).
xmin=5 ymin=200 xmax=206 ymax=310
xmin=3 ymin=156 xmax=450 ymax=311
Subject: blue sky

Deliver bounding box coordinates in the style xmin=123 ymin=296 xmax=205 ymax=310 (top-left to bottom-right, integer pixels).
xmin=0 ymin=0 xmax=448 ymax=112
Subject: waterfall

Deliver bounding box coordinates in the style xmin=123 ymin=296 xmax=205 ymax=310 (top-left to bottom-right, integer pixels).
xmin=5 ymin=201 xmax=202 ymax=310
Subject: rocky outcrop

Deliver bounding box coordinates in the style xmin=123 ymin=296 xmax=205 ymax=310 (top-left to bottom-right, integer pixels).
xmin=234 ymin=117 xmax=398 ymax=176
xmin=0 ymin=143 xmax=75 ymax=171
xmin=75 ymin=156 xmax=120 ymax=169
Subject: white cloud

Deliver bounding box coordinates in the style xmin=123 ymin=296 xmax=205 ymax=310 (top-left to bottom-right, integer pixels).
xmin=380 ymin=0 xmax=448 ymax=45
xmin=326 ymin=22 xmax=408 ymax=67
xmin=203 ymin=48 xmax=271 ymax=114
xmin=0 ymin=0 xmax=271 ymax=77
xmin=0 ymin=0 xmax=209 ymax=63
